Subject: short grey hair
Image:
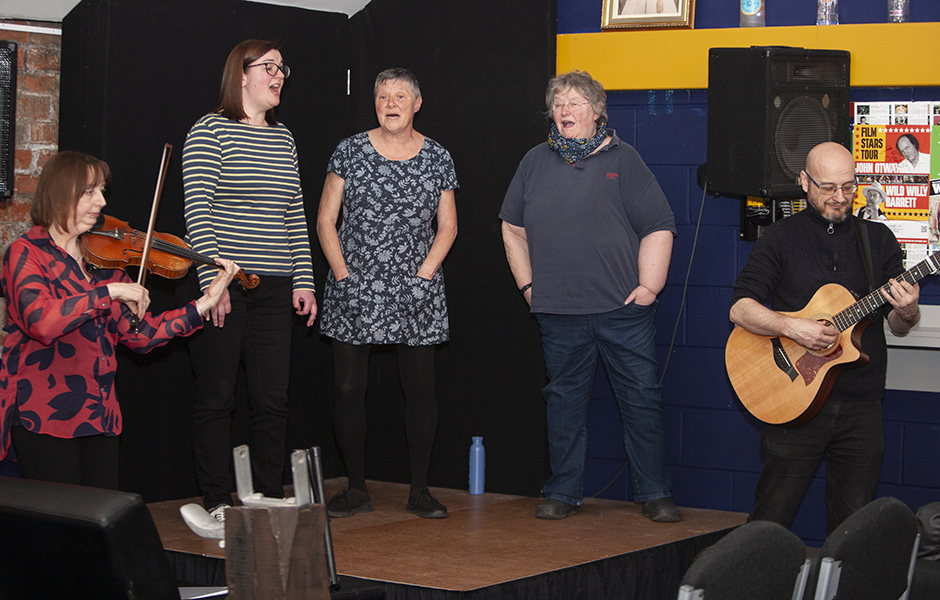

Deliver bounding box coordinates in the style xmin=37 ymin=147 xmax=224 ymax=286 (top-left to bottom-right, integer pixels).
xmin=545 ymin=70 xmax=607 ymax=121
xmin=374 ymin=68 xmax=421 ymax=100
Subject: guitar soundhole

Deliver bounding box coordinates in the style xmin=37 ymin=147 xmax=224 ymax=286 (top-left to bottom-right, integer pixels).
xmin=810 ymin=314 xmax=839 ymax=356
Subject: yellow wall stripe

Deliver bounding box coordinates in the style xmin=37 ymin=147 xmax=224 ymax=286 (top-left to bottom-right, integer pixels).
xmin=557 ymin=23 xmax=940 ymax=90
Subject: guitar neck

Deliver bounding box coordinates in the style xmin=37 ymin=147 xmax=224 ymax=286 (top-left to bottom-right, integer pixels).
xmin=834 ymin=252 xmax=940 ymax=331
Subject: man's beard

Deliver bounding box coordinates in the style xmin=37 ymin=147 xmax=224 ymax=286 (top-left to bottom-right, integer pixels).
xmin=824 ymin=208 xmax=850 ymax=223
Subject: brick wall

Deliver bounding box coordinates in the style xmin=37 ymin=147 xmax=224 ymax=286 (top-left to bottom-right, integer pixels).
xmin=0 ymin=21 xmax=61 ymax=336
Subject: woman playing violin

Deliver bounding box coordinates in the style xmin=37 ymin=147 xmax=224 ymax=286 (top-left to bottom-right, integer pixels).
xmin=0 ymin=151 xmax=238 ymax=489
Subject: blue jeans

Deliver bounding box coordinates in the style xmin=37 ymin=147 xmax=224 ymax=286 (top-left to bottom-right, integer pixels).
xmin=535 ymin=302 xmax=673 ymax=505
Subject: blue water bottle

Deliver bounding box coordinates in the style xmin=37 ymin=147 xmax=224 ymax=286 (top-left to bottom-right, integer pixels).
xmin=469 ymin=436 xmax=485 ymax=495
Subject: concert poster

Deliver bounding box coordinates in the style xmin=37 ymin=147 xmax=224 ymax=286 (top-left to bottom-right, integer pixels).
xmin=852 ymin=101 xmax=940 ymax=267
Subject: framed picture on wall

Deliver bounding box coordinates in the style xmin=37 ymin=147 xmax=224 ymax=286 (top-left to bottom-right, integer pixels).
xmin=601 ymin=0 xmax=695 ymax=30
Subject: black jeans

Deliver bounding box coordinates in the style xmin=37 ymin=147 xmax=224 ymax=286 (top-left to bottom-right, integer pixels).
xmin=749 ymin=396 xmax=884 ymax=534
xmin=11 ymin=423 xmax=120 ymax=489
xmin=188 ymin=276 xmax=293 ymax=509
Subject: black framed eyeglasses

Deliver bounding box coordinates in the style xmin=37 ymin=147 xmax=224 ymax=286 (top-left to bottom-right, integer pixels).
xmin=246 ymin=62 xmax=290 ymax=78
xmin=804 ymin=171 xmax=857 ymax=197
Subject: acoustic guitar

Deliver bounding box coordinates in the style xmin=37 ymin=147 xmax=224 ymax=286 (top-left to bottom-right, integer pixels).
xmin=725 ymin=252 xmax=940 ymax=427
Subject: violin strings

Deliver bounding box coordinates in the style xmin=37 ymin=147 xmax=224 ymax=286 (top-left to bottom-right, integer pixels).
xmin=84 ymin=228 xmax=259 ymax=290
xmin=149 ymin=237 xmax=219 ymax=267
xmin=88 ymin=228 xmax=221 ymax=269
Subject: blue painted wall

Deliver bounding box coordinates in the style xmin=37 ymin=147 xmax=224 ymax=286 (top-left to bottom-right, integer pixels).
xmin=561 ymin=1 xmax=940 ymax=545
xmin=559 ymin=0 xmax=940 ymax=32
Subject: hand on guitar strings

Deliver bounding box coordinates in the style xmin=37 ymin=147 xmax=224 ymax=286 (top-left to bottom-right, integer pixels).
xmin=883 ymin=279 xmax=920 ymax=334
xmin=786 ymin=317 xmax=839 ymax=353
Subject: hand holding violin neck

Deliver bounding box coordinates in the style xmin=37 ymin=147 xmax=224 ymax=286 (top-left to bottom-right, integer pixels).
xmin=198 ymin=258 xmax=241 ymax=314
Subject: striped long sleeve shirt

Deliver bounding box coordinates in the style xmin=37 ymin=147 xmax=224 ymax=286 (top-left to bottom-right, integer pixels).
xmin=182 ymin=113 xmax=315 ymax=292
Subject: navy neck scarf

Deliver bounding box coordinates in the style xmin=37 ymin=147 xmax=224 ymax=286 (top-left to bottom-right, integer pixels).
xmin=547 ymin=117 xmax=609 ymax=164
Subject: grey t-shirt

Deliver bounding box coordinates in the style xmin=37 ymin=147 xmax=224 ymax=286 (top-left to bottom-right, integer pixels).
xmin=499 ymin=132 xmax=675 ymax=314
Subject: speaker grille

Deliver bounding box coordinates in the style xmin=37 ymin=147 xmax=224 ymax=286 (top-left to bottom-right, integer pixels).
xmin=773 ymin=96 xmax=835 ymax=184
xmin=769 ymin=55 xmax=849 ymax=191
xmin=0 ymin=41 xmax=16 ymax=199
xmin=707 ymin=47 xmax=851 ymax=198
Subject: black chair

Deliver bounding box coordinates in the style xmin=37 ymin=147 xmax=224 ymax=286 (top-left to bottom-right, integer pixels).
xmin=677 ymin=520 xmax=809 ymax=600
xmin=910 ymin=502 xmax=940 ymax=600
xmin=0 ymin=476 xmax=187 ymax=600
xmin=809 ymin=496 xmax=920 ymax=600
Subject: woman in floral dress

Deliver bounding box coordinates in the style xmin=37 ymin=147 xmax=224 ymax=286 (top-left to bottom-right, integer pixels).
xmin=317 ymin=68 xmax=457 ymax=519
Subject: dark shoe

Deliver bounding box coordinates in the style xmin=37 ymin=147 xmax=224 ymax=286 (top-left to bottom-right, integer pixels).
xmin=327 ymin=488 xmax=373 ymax=518
xmin=535 ymin=498 xmax=578 ymax=520
xmin=642 ymin=496 xmax=681 ymax=522
xmin=406 ymin=487 xmax=448 ymax=519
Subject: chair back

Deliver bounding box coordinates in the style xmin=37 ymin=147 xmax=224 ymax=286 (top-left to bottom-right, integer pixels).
xmin=915 ymin=501 xmax=940 ymax=560
xmin=678 ymin=520 xmax=808 ymax=600
xmin=810 ymin=496 xmax=919 ymax=600
xmin=0 ymin=476 xmax=180 ymax=600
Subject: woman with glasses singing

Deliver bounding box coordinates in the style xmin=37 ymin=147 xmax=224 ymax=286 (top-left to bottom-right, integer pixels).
xmin=182 ymin=39 xmax=316 ymax=521
xmin=317 ymin=68 xmax=457 ymax=519
xmin=499 ymin=70 xmax=680 ymax=522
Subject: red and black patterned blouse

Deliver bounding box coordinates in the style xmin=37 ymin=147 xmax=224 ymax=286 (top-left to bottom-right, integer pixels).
xmin=0 ymin=226 xmax=204 ymax=460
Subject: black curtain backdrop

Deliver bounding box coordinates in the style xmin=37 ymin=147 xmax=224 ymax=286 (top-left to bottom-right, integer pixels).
xmin=59 ymin=0 xmax=347 ymax=499
xmin=58 ymin=0 xmax=554 ymax=501
xmin=345 ymin=0 xmax=556 ymax=496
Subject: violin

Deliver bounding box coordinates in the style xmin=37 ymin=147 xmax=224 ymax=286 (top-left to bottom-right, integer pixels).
xmin=79 ymin=214 xmax=260 ymax=290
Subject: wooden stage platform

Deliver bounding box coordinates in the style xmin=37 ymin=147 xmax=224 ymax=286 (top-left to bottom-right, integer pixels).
xmin=149 ymin=479 xmax=746 ymax=599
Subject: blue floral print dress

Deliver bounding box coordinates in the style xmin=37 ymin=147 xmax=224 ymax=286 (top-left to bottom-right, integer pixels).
xmin=320 ymin=132 xmax=458 ymax=346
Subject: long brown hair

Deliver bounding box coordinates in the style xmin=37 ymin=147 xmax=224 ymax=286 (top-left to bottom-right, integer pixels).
xmin=31 ymin=151 xmax=111 ymax=233
xmin=215 ymin=39 xmax=281 ymax=126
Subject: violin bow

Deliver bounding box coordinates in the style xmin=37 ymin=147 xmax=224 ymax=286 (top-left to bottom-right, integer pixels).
xmin=137 ymin=143 xmax=173 ymax=288
xmin=124 ymin=143 xmax=172 ymax=332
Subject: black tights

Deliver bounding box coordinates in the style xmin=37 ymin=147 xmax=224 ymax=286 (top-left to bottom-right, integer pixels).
xmin=332 ymin=341 xmax=437 ymax=494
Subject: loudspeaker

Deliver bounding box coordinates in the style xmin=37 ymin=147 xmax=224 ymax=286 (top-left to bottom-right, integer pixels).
xmin=0 ymin=40 xmax=16 ymax=199
xmin=706 ymin=46 xmax=851 ymax=198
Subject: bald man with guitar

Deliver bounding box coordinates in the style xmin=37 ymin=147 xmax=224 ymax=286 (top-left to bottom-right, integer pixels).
xmin=728 ymin=142 xmax=921 ymax=534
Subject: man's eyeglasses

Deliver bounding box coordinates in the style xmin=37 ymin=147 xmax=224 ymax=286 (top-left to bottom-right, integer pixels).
xmin=804 ymin=172 xmax=857 ymax=197
xmin=246 ymin=62 xmax=290 ymax=78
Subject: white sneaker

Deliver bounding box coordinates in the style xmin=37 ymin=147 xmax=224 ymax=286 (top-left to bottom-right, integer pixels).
xmin=208 ymin=504 xmax=231 ymax=523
